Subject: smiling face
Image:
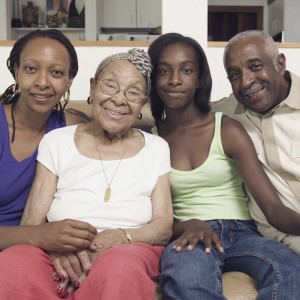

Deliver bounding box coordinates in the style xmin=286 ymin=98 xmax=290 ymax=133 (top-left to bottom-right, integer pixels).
xmin=90 ymin=60 xmax=147 ymax=137
xmin=155 ymin=42 xmax=200 ymax=110
xmin=14 ymin=37 xmax=73 ymax=113
xmin=225 ymin=37 xmax=287 ymax=113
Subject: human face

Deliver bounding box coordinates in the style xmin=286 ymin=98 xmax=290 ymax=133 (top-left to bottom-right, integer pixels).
xmin=14 ymin=37 xmax=73 ymax=113
xmin=90 ymin=60 xmax=147 ymax=137
xmin=225 ymin=37 xmax=286 ymax=113
xmin=155 ymin=43 xmax=200 ymax=110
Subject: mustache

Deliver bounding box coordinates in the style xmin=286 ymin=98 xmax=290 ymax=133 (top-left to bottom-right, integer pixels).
xmin=239 ymin=82 xmax=270 ymax=97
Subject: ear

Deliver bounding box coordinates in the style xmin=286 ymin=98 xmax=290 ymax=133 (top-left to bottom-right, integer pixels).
xmin=90 ymin=77 xmax=96 ymax=96
xmin=277 ymin=53 xmax=286 ymax=75
xmin=66 ymin=77 xmax=74 ymax=90
xmin=142 ymin=95 xmax=150 ymax=106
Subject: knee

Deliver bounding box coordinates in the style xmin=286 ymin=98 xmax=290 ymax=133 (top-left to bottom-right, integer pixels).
xmin=0 ymin=245 xmax=46 ymax=268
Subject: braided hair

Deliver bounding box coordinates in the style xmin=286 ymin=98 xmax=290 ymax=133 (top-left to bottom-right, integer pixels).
xmin=94 ymin=48 xmax=152 ymax=95
xmin=0 ymin=29 xmax=78 ymax=105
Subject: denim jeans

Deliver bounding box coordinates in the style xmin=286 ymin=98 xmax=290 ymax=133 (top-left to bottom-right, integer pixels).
xmin=160 ymin=220 xmax=300 ymax=300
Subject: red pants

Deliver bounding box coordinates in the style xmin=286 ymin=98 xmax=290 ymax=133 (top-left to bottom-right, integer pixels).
xmin=0 ymin=243 xmax=163 ymax=300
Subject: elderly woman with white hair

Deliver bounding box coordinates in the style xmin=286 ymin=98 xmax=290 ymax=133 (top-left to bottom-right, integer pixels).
xmin=0 ymin=48 xmax=173 ymax=299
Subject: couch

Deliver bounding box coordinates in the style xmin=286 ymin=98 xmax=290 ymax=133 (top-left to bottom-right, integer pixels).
xmin=66 ymin=100 xmax=259 ymax=300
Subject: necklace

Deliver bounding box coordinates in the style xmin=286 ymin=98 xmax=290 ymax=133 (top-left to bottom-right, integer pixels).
xmin=92 ymin=125 xmax=128 ymax=202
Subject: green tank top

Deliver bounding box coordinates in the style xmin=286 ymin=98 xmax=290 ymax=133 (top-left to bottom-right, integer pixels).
xmin=153 ymin=112 xmax=251 ymax=222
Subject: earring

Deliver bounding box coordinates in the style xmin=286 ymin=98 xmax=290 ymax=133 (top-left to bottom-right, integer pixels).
xmin=0 ymin=82 xmax=21 ymax=104
xmin=137 ymin=113 xmax=142 ymax=120
xmin=12 ymin=82 xmax=20 ymax=94
xmin=63 ymin=89 xmax=70 ymax=104
xmin=87 ymin=96 xmax=93 ymax=104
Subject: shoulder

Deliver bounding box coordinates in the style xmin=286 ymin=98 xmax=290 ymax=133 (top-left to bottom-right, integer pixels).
xmin=44 ymin=125 xmax=78 ymax=140
xmin=220 ymin=115 xmax=254 ymax=157
xmin=211 ymin=93 xmax=239 ymax=116
xmin=141 ymin=130 xmax=170 ymax=150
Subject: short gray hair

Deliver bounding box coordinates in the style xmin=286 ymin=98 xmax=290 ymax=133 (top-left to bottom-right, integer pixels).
xmin=94 ymin=48 xmax=152 ymax=95
xmin=224 ymin=30 xmax=280 ymax=71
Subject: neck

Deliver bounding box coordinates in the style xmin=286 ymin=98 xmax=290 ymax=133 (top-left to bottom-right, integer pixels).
xmin=164 ymin=106 xmax=206 ymax=129
xmin=92 ymin=122 xmax=131 ymax=144
xmin=12 ymin=100 xmax=52 ymax=132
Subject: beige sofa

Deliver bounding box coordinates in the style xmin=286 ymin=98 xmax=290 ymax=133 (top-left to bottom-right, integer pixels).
xmin=66 ymin=100 xmax=259 ymax=300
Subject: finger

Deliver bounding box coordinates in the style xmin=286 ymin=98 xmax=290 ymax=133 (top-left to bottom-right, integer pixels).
xmin=203 ymin=236 xmax=212 ymax=253
xmin=63 ymin=282 xmax=76 ymax=298
xmin=74 ymin=272 xmax=87 ymax=289
xmin=65 ymin=253 xmax=83 ymax=277
xmin=65 ymin=219 xmax=97 ymax=235
xmin=173 ymin=237 xmax=190 ymax=252
xmin=51 ymin=255 xmax=68 ymax=280
xmin=56 ymin=278 xmax=69 ymax=298
xmin=76 ymin=250 xmax=92 ymax=275
xmin=61 ymin=254 xmax=82 ymax=284
xmin=211 ymin=234 xmax=224 ymax=253
xmin=186 ymin=236 xmax=202 ymax=251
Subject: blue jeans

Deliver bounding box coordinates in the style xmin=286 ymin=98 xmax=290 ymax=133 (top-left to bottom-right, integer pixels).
xmin=160 ymin=220 xmax=300 ymax=300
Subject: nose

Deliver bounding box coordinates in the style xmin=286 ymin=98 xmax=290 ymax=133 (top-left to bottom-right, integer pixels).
xmin=168 ymin=71 xmax=182 ymax=86
xmin=111 ymin=89 xmax=127 ymax=105
xmin=241 ymin=69 xmax=255 ymax=88
xmin=35 ymin=70 xmax=50 ymax=89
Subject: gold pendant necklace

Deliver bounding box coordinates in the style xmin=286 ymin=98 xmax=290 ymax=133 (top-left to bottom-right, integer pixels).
xmin=92 ymin=125 xmax=128 ymax=202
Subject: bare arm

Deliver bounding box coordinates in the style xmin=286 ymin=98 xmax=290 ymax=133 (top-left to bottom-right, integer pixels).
xmin=221 ymin=116 xmax=300 ymax=235
xmin=90 ymin=173 xmax=173 ymax=253
xmin=20 ymin=162 xmax=97 ymax=252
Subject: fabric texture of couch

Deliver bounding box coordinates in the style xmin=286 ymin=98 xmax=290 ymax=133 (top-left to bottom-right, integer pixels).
xmin=65 ymin=100 xmax=259 ymax=300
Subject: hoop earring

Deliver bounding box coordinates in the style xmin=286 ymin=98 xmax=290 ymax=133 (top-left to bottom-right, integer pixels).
xmin=63 ymin=89 xmax=70 ymax=104
xmin=87 ymin=96 xmax=93 ymax=105
xmin=137 ymin=113 xmax=142 ymax=120
xmin=12 ymin=82 xmax=20 ymax=95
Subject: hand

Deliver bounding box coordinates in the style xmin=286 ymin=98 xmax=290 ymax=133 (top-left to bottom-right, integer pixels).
xmin=50 ymin=250 xmax=91 ymax=297
xmin=29 ymin=219 xmax=97 ymax=252
xmin=173 ymin=219 xmax=223 ymax=254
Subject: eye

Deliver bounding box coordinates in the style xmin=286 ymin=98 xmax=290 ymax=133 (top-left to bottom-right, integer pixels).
xmin=227 ymin=71 xmax=240 ymax=81
xmin=24 ymin=65 xmax=37 ymax=73
xmin=182 ymin=67 xmax=192 ymax=74
xmin=250 ymin=63 xmax=263 ymax=71
xmin=51 ymin=69 xmax=65 ymax=78
xmin=127 ymin=88 xmax=140 ymax=96
xmin=158 ymin=68 xmax=170 ymax=75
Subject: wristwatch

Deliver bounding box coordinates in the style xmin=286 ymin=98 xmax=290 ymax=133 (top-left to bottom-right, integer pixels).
xmin=119 ymin=228 xmax=132 ymax=243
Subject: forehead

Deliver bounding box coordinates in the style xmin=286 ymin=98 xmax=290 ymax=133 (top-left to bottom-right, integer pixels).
xmin=99 ymin=60 xmax=143 ymax=80
xmin=158 ymin=42 xmax=198 ymax=64
xmin=225 ymin=38 xmax=270 ymax=68
xmin=21 ymin=37 xmax=70 ymax=61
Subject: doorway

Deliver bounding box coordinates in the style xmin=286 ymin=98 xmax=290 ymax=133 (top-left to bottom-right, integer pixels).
xmin=208 ymin=6 xmax=263 ymax=41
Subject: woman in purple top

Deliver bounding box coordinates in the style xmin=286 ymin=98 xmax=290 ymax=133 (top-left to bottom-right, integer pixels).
xmin=0 ymin=29 xmax=97 ymax=251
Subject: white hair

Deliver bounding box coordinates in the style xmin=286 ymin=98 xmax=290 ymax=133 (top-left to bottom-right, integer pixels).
xmin=224 ymin=30 xmax=280 ymax=71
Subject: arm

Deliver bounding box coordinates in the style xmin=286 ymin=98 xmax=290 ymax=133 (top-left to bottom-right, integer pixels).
xmin=90 ymin=173 xmax=173 ymax=256
xmin=20 ymin=162 xmax=97 ymax=252
xmin=221 ymin=116 xmax=300 ymax=235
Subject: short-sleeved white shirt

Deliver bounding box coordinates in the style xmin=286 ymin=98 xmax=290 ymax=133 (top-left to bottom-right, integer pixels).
xmin=37 ymin=125 xmax=170 ymax=231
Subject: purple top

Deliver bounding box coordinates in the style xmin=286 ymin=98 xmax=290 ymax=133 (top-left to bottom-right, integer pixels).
xmin=0 ymin=105 xmax=66 ymax=226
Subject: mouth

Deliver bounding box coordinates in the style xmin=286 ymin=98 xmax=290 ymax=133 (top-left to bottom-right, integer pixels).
xmin=31 ymin=93 xmax=53 ymax=102
xmin=240 ymin=82 xmax=268 ymax=100
xmin=105 ymin=107 xmax=127 ymax=119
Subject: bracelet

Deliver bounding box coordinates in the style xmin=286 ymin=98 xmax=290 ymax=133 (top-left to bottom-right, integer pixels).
xmin=118 ymin=228 xmax=132 ymax=243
